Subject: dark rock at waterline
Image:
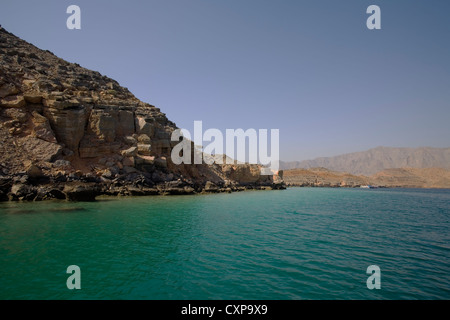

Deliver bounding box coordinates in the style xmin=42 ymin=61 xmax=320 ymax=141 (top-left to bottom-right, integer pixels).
xmin=0 ymin=178 xmax=287 ymax=202
xmin=204 ymin=181 xmax=219 ymax=192
xmin=8 ymin=183 xmax=36 ymax=201
xmin=272 ymin=182 xmax=287 ymax=190
xmin=34 ymin=187 xmax=67 ymax=201
xmin=0 ymin=189 xmax=8 ymax=201
xmin=162 ymin=186 xmax=196 ymax=195
xmin=63 ymin=183 xmax=100 ymax=202
xmin=0 ymin=176 xmax=12 ymax=200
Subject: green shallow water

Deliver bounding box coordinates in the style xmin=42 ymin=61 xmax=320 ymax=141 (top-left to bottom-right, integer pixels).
xmin=0 ymin=188 xmax=449 ymax=300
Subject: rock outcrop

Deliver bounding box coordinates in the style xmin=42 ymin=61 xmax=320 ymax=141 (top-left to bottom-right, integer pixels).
xmin=0 ymin=27 xmax=284 ymax=201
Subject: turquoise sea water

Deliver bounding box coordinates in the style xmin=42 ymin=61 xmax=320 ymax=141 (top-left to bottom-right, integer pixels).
xmin=0 ymin=188 xmax=449 ymax=300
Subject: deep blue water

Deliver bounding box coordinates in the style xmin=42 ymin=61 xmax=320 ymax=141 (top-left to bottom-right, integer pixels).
xmin=0 ymin=188 xmax=449 ymax=299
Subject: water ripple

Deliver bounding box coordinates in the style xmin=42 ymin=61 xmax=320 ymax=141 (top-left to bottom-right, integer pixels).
xmin=0 ymin=188 xmax=449 ymax=299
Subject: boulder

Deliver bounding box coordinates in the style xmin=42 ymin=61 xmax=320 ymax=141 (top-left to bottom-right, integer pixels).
xmin=47 ymin=189 xmax=67 ymax=200
xmin=9 ymin=183 xmax=36 ymax=201
xmin=137 ymin=134 xmax=151 ymax=144
xmin=35 ymin=187 xmax=66 ymax=201
xmin=204 ymin=181 xmax=219 ymax=192
xmin=137 ymin=144 xmax=152 ymax=155
xmin=123 ymin=135 xmax=137 ymax=145
xmin=63 ymin=183 xmax=99 ymax=201
xmin=121 ymin=146 xmax=137 ymax=157
xmin=101 ymin=169 xmax=113 ymax=179
xmin=26 ymin=164 xmax=43 ymax=179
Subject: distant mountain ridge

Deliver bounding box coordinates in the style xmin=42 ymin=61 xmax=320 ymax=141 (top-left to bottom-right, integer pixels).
xmin=281 ymin=147 xmax=450 ymax=176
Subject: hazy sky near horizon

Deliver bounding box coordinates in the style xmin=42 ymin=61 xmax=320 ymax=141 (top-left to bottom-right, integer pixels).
xmin=1 ymin=0 xmax=449 ymax=161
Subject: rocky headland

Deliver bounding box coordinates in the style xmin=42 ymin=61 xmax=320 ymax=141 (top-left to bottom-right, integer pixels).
xmin=283 ymin=167 xmax=450 ymax=189
xmin=0 ymin=27 xmax=284 ymax=202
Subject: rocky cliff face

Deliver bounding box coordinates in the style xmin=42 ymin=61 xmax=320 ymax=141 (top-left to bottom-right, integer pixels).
xmin=0 ymin=28 xmax=284 ymax=201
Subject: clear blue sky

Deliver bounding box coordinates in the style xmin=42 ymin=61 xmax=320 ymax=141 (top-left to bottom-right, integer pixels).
xmin=1 ymin=0 xmax=449 ymax=161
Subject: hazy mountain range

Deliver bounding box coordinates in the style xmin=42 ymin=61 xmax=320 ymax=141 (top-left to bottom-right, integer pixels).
xmin=281 ymin=147 xmax=450 ymax=176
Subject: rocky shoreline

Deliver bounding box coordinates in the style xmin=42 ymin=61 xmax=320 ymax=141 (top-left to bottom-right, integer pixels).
xmin=0 ymin=172 xmax=285 ymax=202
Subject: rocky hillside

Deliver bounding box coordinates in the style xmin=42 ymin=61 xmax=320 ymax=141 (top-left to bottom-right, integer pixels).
xmin=283 ymin=168 xmax=369 ymax=187
xmin=0 ymin=27 xmax=283 ymax=201
xmin=370 ymin=167 xmax=450 ymax=188
xmin=281 ymin=147 xmax=450 ymax=176
xmin=283 ymin=167 xmax=450 ymax=189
